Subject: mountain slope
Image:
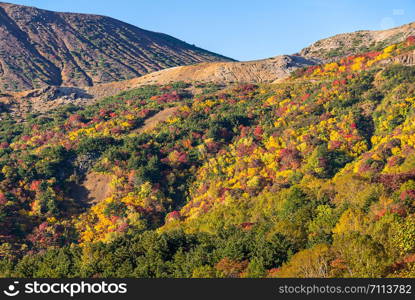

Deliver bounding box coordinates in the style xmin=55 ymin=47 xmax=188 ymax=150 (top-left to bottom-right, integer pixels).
xmin=300 ymin=21 xmax=415 ymax=61
xmin=2 ymin=37 xmax=415 ymax=278
xmin=0 ymin=54 xmax=318 ymax=119
xmin=125 ymin=54 xmax=318 ymax=84
xmin=0 ymin=2 xmax=233 ymax=92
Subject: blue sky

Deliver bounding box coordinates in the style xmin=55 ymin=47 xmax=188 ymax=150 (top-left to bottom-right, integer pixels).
xmin=5 ymin=0 xmax=415 ymax=61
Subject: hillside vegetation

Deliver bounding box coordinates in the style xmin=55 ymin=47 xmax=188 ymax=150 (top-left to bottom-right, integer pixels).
xmin=1 ymin=37 xmax=415 ymax=278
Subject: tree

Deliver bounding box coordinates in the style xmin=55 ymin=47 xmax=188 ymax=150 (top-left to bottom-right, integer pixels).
xmin=245 ymin=257 xmax=266 ymax=278
xmin=272 ymin=244 xmax=332 ymax=278
xmin=308 ymin=205 xmax=338 ymax=245
xmin=393 ymin=215 xmax=415 ymax=255
xmin=215 ymin=257 xmax=248 ymax=278
xmin=191 ymin=265 xmax=216 ymax=278
xmin=332 ymin=232 xmax=389 ymax=277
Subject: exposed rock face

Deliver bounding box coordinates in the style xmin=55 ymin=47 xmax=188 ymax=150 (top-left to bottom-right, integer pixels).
xmin=393 ymin=50 xmax=415 ymax=66
xmin=0 ymin=2 xmax=233 ymax=92
xmin=300 ymin=22 xmax=415 ymax=61
xmin=24 ymin=86 xmax=92 ymax=101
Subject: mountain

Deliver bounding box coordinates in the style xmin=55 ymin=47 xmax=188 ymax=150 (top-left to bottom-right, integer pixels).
xmin=1 ymin=35 xmax=415 ymax=278
xmin=1 ymin=1 xmax=414 ymax=96
xmin=8 ymin=20 xmax=415 ymax=117
xmin=0 ymin=55 xmax=318 ymax=119
xmin=300 ymin=21 xmax=415 ymax=61
xmin=3 ymin=3 xmax=415 ymax=279
xmin=0 ymin=2 xmax=232 ymax=92
xmin=121 ymin=54 xmax=318 ymax=84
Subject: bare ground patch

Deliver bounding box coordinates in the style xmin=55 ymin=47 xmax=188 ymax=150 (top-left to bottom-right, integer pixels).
xmin=72 ymin=172 xmax=112 ymax=205
xmin=137 ymin=106 xmax=179 ymax=133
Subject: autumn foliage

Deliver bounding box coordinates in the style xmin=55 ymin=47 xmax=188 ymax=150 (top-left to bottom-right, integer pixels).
xmin=1 ymin=41 xmax=415 ymax=278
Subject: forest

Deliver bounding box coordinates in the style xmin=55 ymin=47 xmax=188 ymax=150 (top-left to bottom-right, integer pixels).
xmin=1 ymin=37 xmax=415 ymax=278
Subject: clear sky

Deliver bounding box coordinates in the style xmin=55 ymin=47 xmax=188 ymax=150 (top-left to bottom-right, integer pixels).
xmin=4 ymin=0 xmax=415 ymax=61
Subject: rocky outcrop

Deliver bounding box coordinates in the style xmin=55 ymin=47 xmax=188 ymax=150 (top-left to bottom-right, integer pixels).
xmin=393 ymin=50 xmax=415 ymax=66
xmin=300 ymin=22 xmax=415 ymax=61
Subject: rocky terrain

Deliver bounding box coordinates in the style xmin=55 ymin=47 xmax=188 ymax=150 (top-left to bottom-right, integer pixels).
xmin=2 ymin=3 xmax=415 ymax=122
xmin=5 ymin=45 xmax=415 ymax=119
xmin=0 ymin=54 xmax=319 ymax=118
xmin=0 ymin=2 xmax=232 ymax=92
xmin=300 ymin=21 xmax=415 ymax=61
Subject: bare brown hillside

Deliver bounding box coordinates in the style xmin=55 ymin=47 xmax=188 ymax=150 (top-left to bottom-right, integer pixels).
xmin=0 ymin=2 xmax=232 ymax=92
xmin=135 ymin=55 xmax=317 ymax=84
xmin=300 ymin=22 xmax=415 ymax=61
xmin=81 ymin=55 xmax=317 ymax=99
xmin=4 ymin=18 xmax=415 ymax=120
xmin=137 ymin=107 xmax=179 ymax=133
xmin=1 ymin=54 xmax=318 ymax=118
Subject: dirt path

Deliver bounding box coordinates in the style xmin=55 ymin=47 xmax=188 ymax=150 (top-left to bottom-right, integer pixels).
xmin=138 ymin=106 xmax=179 ymax=133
